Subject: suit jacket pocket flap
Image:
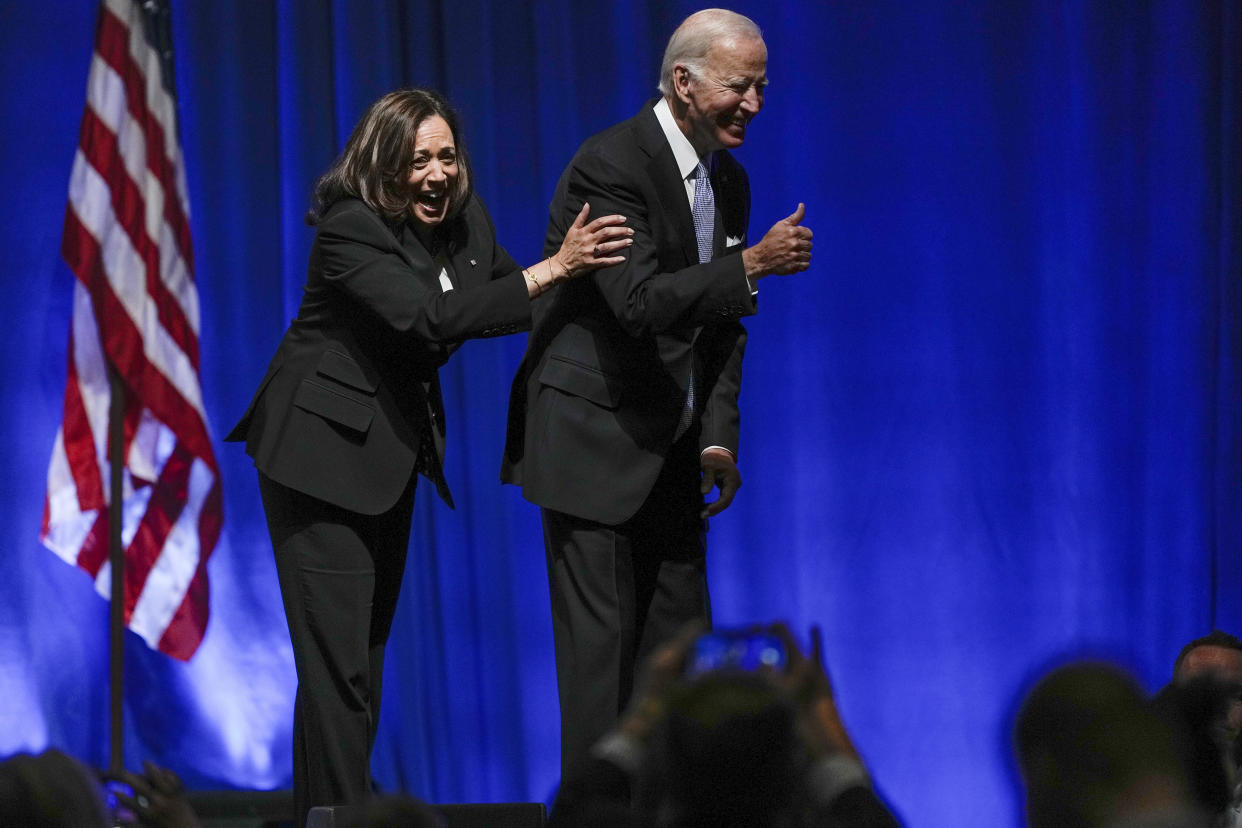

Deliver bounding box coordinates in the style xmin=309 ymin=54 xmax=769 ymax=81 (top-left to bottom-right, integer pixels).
xmin=294 ymin=379 xmax=375 ymax=433
xmin=539 ymin=356 xmax=622 ymax=409
xmin=317 ymin=349 xmax=378 ymax=393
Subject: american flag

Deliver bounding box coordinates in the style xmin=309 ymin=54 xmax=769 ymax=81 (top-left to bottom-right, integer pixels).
xmin=41 ymin=0 xmax=221 ymax=660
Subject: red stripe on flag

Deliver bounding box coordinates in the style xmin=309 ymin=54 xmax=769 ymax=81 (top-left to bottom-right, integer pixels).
xmin=198 ymin=478 xmax=223 ymax=561
xmin=77 ymin=513 xmax=111 ymax=578
xmin=157 ymin=558 xmax=210 ymax=660
xmin=78 ymin=108 xmax=200 ymax=369
xmin=158 ymin=478 xmax=220 ymax=660
xmin=123 ymin=442 xmax=193 ymax=620
xmin=62 ymin=208 xmax=218 ymax=471
xmin=167 ymin=479 xmax=223 ymax=660
xmin=95 ymin=6 xmax=195 ymax=272
xmin=121 ymin=395 xmax=144 ymax=483
xmin=58 ymin=325 xmax=107 ymax=512
xmin=62 ymin=203 xmax=98 ymax=284
xmin=133 ymin=459 xmax=222 ymax=661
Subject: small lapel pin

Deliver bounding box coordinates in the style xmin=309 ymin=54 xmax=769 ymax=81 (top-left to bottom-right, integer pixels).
xmin=469 ymin=258 xmax=477 ymax=266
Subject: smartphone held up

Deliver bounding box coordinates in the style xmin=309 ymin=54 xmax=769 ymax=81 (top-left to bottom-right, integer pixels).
xmin=684 ymin=628 xmax=788 ymax=677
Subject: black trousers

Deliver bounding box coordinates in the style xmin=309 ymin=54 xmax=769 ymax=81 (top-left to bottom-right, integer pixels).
xmin=541 ymin=436 xmax=710 ymax=781
xmin=258 ymin=472 xmax=416 ymax=827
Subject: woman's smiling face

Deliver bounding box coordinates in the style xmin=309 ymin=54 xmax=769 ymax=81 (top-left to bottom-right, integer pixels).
xmin=407 ymin=115 xmax=459 ymax=227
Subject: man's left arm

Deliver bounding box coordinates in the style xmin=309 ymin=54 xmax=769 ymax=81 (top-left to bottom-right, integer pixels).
xmin=697 ymin=153 xmax=752 ymax=518
xmin=698 ymin=320 xmax=747 ymax=518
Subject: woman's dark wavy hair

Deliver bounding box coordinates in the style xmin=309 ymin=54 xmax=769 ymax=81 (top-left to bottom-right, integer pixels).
xmin=306 ymin=88 xmax=473 ymax=226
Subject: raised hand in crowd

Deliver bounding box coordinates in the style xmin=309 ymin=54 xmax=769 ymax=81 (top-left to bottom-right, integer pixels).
xmin=102 ymin=760 xmax=201 ymax=828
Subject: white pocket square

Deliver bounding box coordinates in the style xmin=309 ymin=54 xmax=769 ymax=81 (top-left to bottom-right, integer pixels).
xmin=725 ymin=235 xmax=744 ymax=248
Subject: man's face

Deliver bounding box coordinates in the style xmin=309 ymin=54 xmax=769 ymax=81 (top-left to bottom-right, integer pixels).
xmin=676 ymin=36 xmax=768 ymax=154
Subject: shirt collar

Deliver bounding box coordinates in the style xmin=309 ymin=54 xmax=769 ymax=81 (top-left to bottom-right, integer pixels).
xmin=654 ymin=98 xmax=712 ymax=181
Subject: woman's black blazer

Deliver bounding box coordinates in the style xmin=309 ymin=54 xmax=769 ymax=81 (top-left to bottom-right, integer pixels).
xmin=228 ymin=195 xmax=530 ymax=515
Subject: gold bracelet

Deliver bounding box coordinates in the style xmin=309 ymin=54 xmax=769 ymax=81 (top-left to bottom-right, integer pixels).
xmin=523 ymin=268 xmax=542 ymax=292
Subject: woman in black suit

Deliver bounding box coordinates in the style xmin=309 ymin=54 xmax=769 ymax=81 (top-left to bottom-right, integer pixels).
xmin=226 ymin=88 xmax=631 ymax=823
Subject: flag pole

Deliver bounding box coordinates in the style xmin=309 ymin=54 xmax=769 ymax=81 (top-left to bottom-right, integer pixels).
xmin=108 ymin=366 xmax=125 ymax=772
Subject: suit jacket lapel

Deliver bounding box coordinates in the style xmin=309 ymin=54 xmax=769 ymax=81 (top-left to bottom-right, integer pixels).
xmin=635 ymin=105 xmax=700 ymax=268
xmin=396 ymin=220 xmax=447 ymax=290
xmin=449 ymin=246 xmax=484 ymax=291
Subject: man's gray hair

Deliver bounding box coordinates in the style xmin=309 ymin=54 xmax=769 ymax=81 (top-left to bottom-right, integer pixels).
xmin=658 ymin=9 xmax=763 ymax=96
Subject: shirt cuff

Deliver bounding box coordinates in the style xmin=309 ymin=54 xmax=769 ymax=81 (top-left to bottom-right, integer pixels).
xmin=805 ymin=755 xmax=871 ymax=807
xmin=590 ymin=731 xmax=646 ymax=778
xmin=701 ymin=446 xmax=736 ymax=461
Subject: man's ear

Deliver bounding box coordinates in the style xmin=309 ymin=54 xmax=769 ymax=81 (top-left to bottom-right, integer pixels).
xmin=673 ymin=64 xmax=694 ymax=103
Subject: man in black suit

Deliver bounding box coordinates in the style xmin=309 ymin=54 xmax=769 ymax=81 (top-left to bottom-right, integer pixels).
xmin=502 ymin=9 xmax=814 ymax=776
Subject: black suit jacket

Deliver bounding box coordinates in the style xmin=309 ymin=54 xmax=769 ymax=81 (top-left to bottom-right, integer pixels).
xmin=228 ymin=195 xmax=530 ymax=515
xmin=502 ymin=102 xmax=757 ymax=525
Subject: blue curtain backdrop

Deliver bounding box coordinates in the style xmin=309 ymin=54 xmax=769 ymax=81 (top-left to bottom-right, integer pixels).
xmin=1 ymin=1 xmax=1239 ymax=825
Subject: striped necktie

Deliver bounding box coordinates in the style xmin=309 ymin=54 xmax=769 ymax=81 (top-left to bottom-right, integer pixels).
xmin=691 ymin=160 xmax=714 ymax=265
xmin=676 ymin=160 xmax=714 ymax=440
